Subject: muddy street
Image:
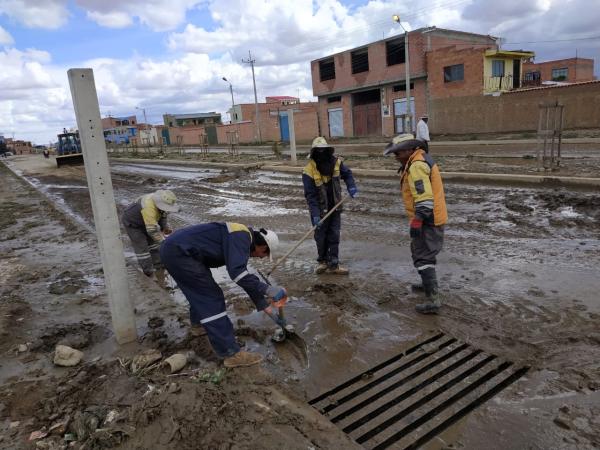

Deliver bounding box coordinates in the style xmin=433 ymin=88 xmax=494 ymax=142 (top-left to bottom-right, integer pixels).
xmin=2 ymin=155 xmax=600 ymax=449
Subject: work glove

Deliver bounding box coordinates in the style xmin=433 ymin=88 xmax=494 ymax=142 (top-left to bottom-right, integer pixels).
xmin=312 ymin=216 xmax=321 ymax=228
xmin=409 ymin=217 xmax=423 ymax=239
xmin=348 ymin=186 xmax=358 ymax=198
xmin=266 ymin=285 xmax=287 ymax=307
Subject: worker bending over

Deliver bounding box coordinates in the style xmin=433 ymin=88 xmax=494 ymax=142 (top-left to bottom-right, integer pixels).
xmin=303 ymin=137 xmax=357 ymax=275
xmin=384 ymin=134 xmax=448 ymax=314
xmin=121 ymin=189 xmax=179 ymax=288
xmin=160 ymin=223 xmax=286 ymax=368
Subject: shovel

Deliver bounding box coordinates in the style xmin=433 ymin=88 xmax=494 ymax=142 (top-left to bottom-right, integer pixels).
xmin=258 ymin=195 xmax=349 ymax=342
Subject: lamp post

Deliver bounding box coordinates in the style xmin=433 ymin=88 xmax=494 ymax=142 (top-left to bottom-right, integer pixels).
xmin=222 ymin=77 xmax=236 ymax=123
xmin=135 ymin=106 xmax=149 ymax=145
xmin=392 ymin=14 xmax=414 ymax=134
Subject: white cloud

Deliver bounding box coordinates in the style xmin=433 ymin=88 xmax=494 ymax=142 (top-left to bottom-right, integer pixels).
xmin=0 ymin=25 xmax=13 ymax=44
xmin=76 ymin=0 xmax=202 ymax=31
xmin=2 ymin=0 xmax=599 ymax=145
xmin=0 ymin=0 xmax=69 ymax=29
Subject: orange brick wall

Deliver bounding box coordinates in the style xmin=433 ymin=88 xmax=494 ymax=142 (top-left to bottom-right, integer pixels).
xmin=427 ymin=46 xmax=490 ymax=99
xmin=523 ymin=58 xmax=595 ymax=83
xmin=430 ymin=81 xmax=600 ymax=134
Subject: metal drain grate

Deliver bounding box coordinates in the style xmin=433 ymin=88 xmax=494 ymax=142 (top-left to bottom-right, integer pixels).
xmin=309 ymin=332 xmax=528 ymax=449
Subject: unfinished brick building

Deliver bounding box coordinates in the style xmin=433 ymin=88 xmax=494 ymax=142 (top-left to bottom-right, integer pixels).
xmin=310 ymin=27 xmax=534 ymax=139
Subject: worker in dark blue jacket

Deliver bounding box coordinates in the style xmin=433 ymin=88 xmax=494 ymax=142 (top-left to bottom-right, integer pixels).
xmin=303 ymin=137 xmax=357 ymax=275
xmin=160 ymin=222 xmax=285 ymax=368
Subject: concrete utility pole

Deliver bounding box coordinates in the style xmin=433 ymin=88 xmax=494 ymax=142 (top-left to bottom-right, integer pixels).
xmin=288 ymin=108 xmax=297 ymax=164
xmin=393 ymin=15 xmax=414 ymax=134
xmin=67 ymin=68 xmax=137 ymax=344
xmin=242 ymin=51 xmax=262 ymax=143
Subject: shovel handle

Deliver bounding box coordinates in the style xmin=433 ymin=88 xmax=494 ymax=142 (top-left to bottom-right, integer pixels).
xmin=267 ymin=195 xmax=349 ymax=276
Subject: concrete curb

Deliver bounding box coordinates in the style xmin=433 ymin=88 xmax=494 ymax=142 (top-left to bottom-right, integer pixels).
xmin=107 ymin=157 xmax=600 ymax=189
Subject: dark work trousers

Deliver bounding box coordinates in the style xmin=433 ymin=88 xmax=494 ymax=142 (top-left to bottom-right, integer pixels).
xmin=314 ymin=210 xmax=342 ymax=268
xmin=122 ymin=223 xmax=161 ymax=275
xmin=411 ymin=224 xmax=444 ymax=271
xmin=159 ymin=242 xmax=240 ymax=358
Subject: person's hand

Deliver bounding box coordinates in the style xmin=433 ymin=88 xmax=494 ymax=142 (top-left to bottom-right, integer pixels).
xmin=162 ymin=227 xmax=173 ymax=236
xmin=266 ymin=285 xmax=287 ymax=308
xmin=348 ymin=186 xmax=358 ymax=198
xmin=312 ymin=216 xmax=321 ymax=228
xmin=409 ymin=217 xmax=423 ymax=239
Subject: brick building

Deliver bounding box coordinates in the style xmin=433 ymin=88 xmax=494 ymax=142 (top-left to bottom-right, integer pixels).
xmin=311 ymin=27 xmax=535 ymax=139
xmin=225 ymin=97 xmax=318 ymax=143
xmin=522 ymin=57 xmax=595 ymax=86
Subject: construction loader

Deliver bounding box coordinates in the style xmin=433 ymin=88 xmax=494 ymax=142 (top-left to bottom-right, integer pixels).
xmin=56 ymin=129 xmax=83 ymax=167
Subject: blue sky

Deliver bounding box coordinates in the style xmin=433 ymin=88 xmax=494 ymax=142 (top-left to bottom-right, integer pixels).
xmin=0 ymin=0 xmax=599 ymax=143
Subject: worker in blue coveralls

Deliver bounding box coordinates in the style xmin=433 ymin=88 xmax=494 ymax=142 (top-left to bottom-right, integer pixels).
xmin=160 ymin=222 xmax=286 ymax=368
xmin=303 ymin=137 xmax=358 ymax=275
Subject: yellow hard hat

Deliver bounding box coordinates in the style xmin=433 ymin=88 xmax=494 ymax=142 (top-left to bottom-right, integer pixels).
xmin=311 ymin=136 xmax=332 ymax=149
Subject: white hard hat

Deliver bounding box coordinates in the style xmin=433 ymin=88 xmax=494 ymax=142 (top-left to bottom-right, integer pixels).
xmin=259 ymin=229 xmax=279 ymax=262
xmin=152 ymin=189 xmax=179 ymax=212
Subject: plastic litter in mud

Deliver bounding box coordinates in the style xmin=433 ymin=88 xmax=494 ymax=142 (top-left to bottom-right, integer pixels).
xmin=310 ymin=332 xmax=529 ymax=450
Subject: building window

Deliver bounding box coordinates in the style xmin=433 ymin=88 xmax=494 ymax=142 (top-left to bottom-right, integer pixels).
xmin=327 ymin=96 xmax=342 ymax=103
xmin=552 ymin=67 xmax=568 ymax=81
xmin=524 ymin=71 xmax=540 ymax=81
xmin=351 ymin=48 xmax=369 ymax=74
xmin=393 ymin=82 xmax=414 ymax=92
xmin=319 ymin=58 xmax=336 ymax=81
xmin=443 ymin=64 xmax=464 ymax=82
xmin=492 ymin=60 xmax=505 ymax=77
xmin=386 ymin=38 xmax=405 ymax=66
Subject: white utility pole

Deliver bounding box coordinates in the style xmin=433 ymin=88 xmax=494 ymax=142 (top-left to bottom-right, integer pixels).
xmin=287 ymin=108 xmax=297 ymax=164
xmin=67 ymin=68 xmax=137 ymax=344
xmin=242 ymin=51 xmax=262 ymax=143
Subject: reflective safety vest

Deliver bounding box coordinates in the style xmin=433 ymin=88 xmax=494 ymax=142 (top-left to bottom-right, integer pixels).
xmin=302 ymin=158 xmax=344 ymax=215
xmin=400 ymin=149 xmax=447 ymax=226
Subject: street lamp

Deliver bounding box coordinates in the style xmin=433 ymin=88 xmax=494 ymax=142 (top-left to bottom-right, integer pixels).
xmin=392 ymin=14 xmax=414 ymax=134
xmin=222 ymin=77 xmax=236 ymax=123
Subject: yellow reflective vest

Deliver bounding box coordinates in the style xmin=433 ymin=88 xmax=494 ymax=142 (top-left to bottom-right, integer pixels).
xmin=400 ymin=149 xmax=447 ymax=226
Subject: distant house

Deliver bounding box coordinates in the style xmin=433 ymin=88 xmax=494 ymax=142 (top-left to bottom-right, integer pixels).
xmin=522 ymin=57 xmax=595 ymax=87
xmin=163 ymin=112 xmax=222 ymax=128
xmin=310 ymin=26 xmax=534 ymax=138
xmin=102 ymin=115 xmax=137 ymax=144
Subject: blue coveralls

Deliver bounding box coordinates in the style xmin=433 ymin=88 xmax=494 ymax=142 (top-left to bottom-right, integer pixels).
xmin=302 ymin=158 xmax=356 ymax=268
xmin=159 ymin=222 xmax=269 ymax=357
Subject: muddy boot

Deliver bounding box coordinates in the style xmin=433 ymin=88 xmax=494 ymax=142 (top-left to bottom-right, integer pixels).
xmin=190 ymin=323 xmax=207 ymax=337
xmin=223 ymin=351 xmax=263 ymax=368
xmin=315 ymin=262 xmax=328 ymax=274
xmin=415 ymin=267 xmax=441 ymax=315
xmin=326 ymin=265 xmax=349 ymax=275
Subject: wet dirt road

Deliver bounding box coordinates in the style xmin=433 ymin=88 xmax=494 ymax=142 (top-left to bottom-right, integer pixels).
xmin=4 ymin=156 xmax=600 ymax=449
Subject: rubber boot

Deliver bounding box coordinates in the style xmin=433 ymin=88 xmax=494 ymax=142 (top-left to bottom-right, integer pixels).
xmin=315 ymin=262 xmax=328 ymax=274
xmin=223 ymin=351 xmax=264 ymax=368
xmin=415 ymin=267 xmax=441 ymax=315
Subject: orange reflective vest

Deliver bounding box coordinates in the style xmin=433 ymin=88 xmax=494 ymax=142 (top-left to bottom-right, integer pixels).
xmin=400 ymin=149 xmax=448 ymax=226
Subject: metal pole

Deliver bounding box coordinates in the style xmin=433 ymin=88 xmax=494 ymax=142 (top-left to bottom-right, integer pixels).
xmin=288 ymin=108 xmax=297 ymax=164
xmin=404 ymin=29 xmax=413 ymax=135
xmin=243 ymin=51 xmax=262 ymax=143
xmin=67 ymin=68 xmax=137 ymax=344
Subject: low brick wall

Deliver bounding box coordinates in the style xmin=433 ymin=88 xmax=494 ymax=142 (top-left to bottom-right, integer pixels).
xmin=430 ymin=81 xmax=600 ymax=134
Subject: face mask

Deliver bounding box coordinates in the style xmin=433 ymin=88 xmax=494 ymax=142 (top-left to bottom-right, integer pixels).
xmin=312 ymin=148 xmax=335 ymax=176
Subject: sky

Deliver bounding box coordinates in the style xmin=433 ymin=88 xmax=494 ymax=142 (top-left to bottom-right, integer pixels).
xmin=1 ymin=0 xmax=599 ymax=144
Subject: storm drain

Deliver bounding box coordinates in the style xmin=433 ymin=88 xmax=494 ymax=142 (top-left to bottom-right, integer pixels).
xmin=309 ymin=332 xmax=528 ymax=449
